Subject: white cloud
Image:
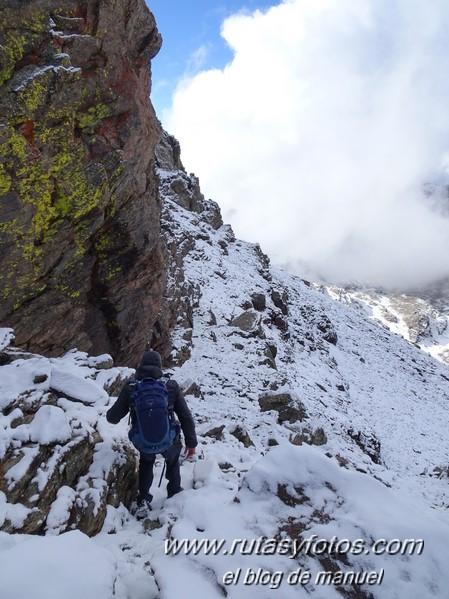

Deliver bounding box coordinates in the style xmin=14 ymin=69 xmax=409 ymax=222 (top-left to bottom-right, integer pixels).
xmin=186 ymin=44 xmax=210 ymax=74
xmin=165 ymin=0 xmax=449 ymax=289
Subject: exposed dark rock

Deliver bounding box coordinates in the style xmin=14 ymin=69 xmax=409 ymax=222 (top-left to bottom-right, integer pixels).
xmin=291 ymin=427 xmax=328 ymax=447
xmin=230 ymin=309 xmax=261 ymax=333
xmin=317 ymin=316 xmax=338 ymax=345
xmin=0 ymin=0 xmax=167 ymax=365
xmin=218 ymin=462 xmax=234 ymax=471
xmin=268 ymin=378 xmax=289 ymax=391
xmin=270 ymin=311 xmax=289 ymax=333
xmin=253 ymin=243 xmax=271 ymax=280
xmin=251 ymin=292 xmax=266 ymax=311
xmin=89 ymin=355 xmax=114 ymax=370
xmin=1 ymin=417 xmax=138 ymax=535
xmin=260 ymin=344 xmax=277 ymax=369
xmin=277 ymin=484 xmax=309 ymax=507
xmin=2 ymin=509 xmax=46 ymax=535
xmin=143 ymin=518 xmax=163 ymax=532
xmin=182 ymin=380 xmax=204 ymax=399
xmin=230 ymin=426 xmax=255 ymax=448
xmin=271 ymin=289 xmax=289 ymax=315
xmin=102 ymin=372 xmax=133 ymax=397
xmin=69 ymin=443 xmax=137 ymax=536
xmin=267 ymin=343 xmax=278 ymax=358
xmin=0 ymin=352 xmax=13 ymax=365
xmin=323 ymin=330 xmax=338 ymax=345
xmin=258 ymin=392 xmax=308 ymax=423
xmin=277 ymin=405 xmax=306 ymax=424
xmin=207 ymin=310 xmax=217 ymax=326
xmin=155 ymin=129 xmax=183 ymax=171
xmin=299 ymin=305 xmax=338 ymax=346
xmin=204 ymin=425 xmax=225 ymax=440
xmin=431 ymin=465 xmax=449 ymax=479
xmin=156 ymin=129 xmax=228 ymax=368
xmin=348 ymin=428 xmax=382 ymax=464
xmin=158 ymin=218 xmax=197 ymax=367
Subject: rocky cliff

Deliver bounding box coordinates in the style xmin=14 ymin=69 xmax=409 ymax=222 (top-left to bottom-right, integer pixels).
xmin=0 ymin=0 xmax=166 ymax=365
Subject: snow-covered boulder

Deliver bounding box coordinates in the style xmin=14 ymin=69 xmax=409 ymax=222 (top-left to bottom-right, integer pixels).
xmin=0 ymin=343 xmax=137 ymax=536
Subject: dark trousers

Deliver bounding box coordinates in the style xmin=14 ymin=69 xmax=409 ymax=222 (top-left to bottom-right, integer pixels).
xmin=138 ymin=439 xmax=182 ymax=502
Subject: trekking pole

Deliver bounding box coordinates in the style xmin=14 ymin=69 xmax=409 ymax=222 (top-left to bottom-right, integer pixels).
xmin=158 ymin=460 xmax=166 ymax=488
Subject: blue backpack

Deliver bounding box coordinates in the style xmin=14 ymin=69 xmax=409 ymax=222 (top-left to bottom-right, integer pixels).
xmin=128 ymin=377 xmax=178 ymax=454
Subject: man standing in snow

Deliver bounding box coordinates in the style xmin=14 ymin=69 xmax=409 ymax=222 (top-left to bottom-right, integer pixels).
xmin=106 ymin=350 xmax=197 ymax=518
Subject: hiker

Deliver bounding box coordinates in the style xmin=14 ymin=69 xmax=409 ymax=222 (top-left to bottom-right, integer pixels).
xmin=106 ymin=350 xmax=197 ymax=518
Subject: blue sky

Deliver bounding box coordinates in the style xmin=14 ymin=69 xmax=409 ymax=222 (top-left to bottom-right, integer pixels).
xmin=147 ymin=1 xmax=277 ymax=116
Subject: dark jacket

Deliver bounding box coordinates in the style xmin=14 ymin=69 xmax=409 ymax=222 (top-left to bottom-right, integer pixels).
xmin=106 ymin=364 xmax=198 ymax=449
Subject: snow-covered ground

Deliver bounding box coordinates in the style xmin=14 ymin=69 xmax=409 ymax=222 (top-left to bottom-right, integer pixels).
xmin=2 ymin=192 xmax=449 ymax=598
xmin=323 ymin=284 xmax=449 ymax=366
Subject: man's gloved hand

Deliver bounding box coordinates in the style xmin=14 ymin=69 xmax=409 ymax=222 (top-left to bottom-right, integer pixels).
xmin=184 ymin=447 xmax=196 ymax=459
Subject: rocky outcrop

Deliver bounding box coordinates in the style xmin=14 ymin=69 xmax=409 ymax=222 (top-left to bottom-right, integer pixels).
xmin=230 ymin=309 xmax=262 ymax=335
xmin=156 ymin=129 xmax=224 ymax=229
xmin=0 ymin=333 xmax=137 ymax=536
xmin=0 ymin=0 xmax=166 ymax=365
xmin=230 ymin=425 xmax=255 ymax=448
xmin=156 ymin=128 xmax=225 ymax=366
xmin=347 ymin=428 xmax=382 ymax=465
xmin=290 ymin=426 xmax=328 ymax=447
xmin=259 ymin=391 xmax=308 ymax=424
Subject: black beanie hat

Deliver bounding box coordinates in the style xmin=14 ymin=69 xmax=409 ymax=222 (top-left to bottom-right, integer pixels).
xmin=140 ymin=350 xmax=162 ymax=369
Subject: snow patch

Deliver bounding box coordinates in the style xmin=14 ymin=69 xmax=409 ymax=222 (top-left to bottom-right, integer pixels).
xmin=0 ymin=530 xmax=116 ymax=599
xmin=50 ymin=365 xmax=109 ymax=405
xmin=28 ymin=405 xmax=72 ymax=445
xmin=0 ymin=328 xmax=14 ymax=351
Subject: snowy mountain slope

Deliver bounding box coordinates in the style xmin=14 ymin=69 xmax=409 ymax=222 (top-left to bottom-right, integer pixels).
xmin=161 ymin=191 xmax=449 ymax=480
xmin=2 ymin=188 xmax=449 ymax=598
xmin=322 ymin=284 xmax=449 ymax=366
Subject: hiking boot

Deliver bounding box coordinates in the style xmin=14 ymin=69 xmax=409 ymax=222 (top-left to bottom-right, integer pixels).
xmin=167 ymin=487 xmax=183 ymax=499
xmin=134 ymin=498 xmax=152 ymax=520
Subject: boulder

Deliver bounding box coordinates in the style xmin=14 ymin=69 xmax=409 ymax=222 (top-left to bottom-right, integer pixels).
xmin=348 ymin=428 xmax=382 ymax=464
xmin=317 ymin=316 xmax=338 ymax=345
xmin=230 ymin=309 xmax=261 ymax=334
xmin=251 ymin=293 xmax=267 ymax=311
xmin=259 ymin=392 xmax=308 ymax=423
xmin=203 ymin=425 xmax=226 ymax=440
xmin=271 ymin=289 xmax=289 ymax=315
xmin=182 ymin=380 xmax=204 ymax=399
xmin=230 ymin=426 xmax=255 ymax=448
xmin=290 ymin=427 xmax=328 ymax=447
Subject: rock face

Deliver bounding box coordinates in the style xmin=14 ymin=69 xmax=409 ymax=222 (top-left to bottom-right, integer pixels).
xmin=156 ymin=129 xmax=225 ymax=366
xmin=0 ymin=0 xmax=166 ymax=365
